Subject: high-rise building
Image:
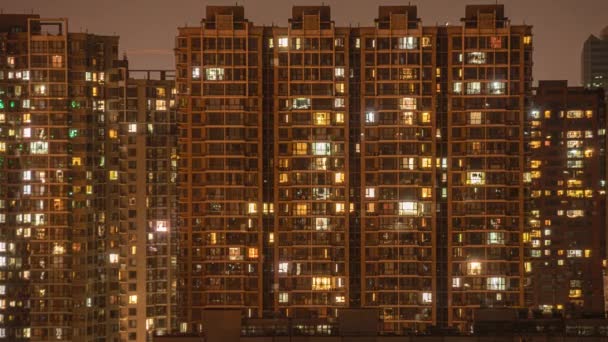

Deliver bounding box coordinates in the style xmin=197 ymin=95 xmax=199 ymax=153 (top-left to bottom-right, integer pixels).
xmin=0 ymin=15 xmax=178 ymax=341
xmin=444 ymin=5 xmax=532 ymax=330
xmin=176 ymin=4 xmax=533 ymax=335
xmin=358 ymin=6 xmax=438 ymax=332
xmin=175 ymin=6 xmax=265 ymax=333
xmin=116 ymin=69 xmax=178 ymax=340
xmin=582 ymin=26 xmax=608 ymax=91
xmin=526 ymin=80 xmax=606 ymax=316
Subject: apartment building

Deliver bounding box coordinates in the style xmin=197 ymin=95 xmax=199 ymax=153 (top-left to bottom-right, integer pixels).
xmin=444 ymin=6 xmax=532 ymax=330
xmin=582 ymin=26 xmax=608 ymax=91
xmin=0 ymin=15 xmax=178 ymax=341
xmin=175 ymin=6 xmax=265 ymax=333
xmin=176 ymin=4 xmax=533 ymax=335
xmin=526 ymin=80 xmax=606 ymax=315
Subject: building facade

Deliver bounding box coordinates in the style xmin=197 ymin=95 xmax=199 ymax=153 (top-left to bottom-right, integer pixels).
xmin=526 ymin=80 xmax=606 ymax=315
xmin=581 ymin=26 xmax=608 ymax=91
xmin=0 ymin=15 xmax=178 ymax=342
xmin=176 ymin=4 xmax=533 ymax=335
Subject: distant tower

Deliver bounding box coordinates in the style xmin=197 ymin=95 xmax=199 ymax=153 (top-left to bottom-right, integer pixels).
xmin=582 ymin=26 xmax=608 ymax=91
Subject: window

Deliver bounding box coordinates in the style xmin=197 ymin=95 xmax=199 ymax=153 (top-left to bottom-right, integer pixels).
xmin=566 ymin=210 xmax=584 ymax=218
xmin=399 ymin=97 xmax=416 ymax=110
xmin=292 ymin=98 xmax=311 ymax=109
xmin=466 ymin=82 xmax=481 ymax=94
xmin=452 ymin=277 xmax=462 ymax=288
xmin=315 ymin=218 xmax=328 ymax=231
xmin=247 ymin=202 xmax=257 ymax=214
xmin=397 ymin=37 xmax=417 ymax=49
xmin=402 ymin=112 xmax=415 ymax=125
xmin=278 ymin=37 xmax=289 ymax=48
xmin=467 ymin=52 xmax=486 ymax=64
xmin=155 ymin=220 xmax=168 ymax=232
xmin=334 ymin=172 xmax=345 ymax=184
xmin=335 ymin=83 xmax=345 ymax=94
xmin=421 ymin=36 xmax=432 ymax=48
xmin=156 ymin=100 xmax=167 ymax=110
xmin=229 ymin=247 xmax=243 ymax=260
xmin=467 ymin=172 xmax=485 ymax=185
xmin=335 ymin=112 xmax=344 ymax=123
xmin=109 ymin=253 xmax=119 ymax=263
xmin=334 ymin=98 xmax=345 ymax=108
xmin=487 ymin=277 xmax=505 ymax=290
xmin=334 ymin=67 xmax=345 ymax=78
xmin=278 ymin=293 xmax=289 ymax=303
xmin=365 ymin=112 xmax=376 ymax=123
xmin=192 ymin=67 xmax=201 ymax=79
xmin=7 ymin=57 xmax=15 ymax=67
xmin=312 ymin=277 xmax=331 ymax=290
xmin=278 ymin=262 xmax=288 ymax=273
xmin=335 ymin=203 xmax=345 ymax=213
xmin=314 ymin=112 xmax=329 ymax=125
xmin=398 ymin=201 xmax=418 ymax=216
xmin=295 ymin=204 xmax=308 ymax=216
xmin=567 ymin=110 xmax=583 ymax=118
xmin=422 ymin=292 xmax=432 ymax=303
xmin=51 ymin=55 xmax=63 ymax=68
xmin=247 ymin=248 xmax=258 ymax=258
xmin=487 ymin=232 xmax=504 ymax=244
xmin=129 ymin=295 xmax=138 ymax=304
xmin=365 ymin=187 xmax=376 ymax=198
xmin=567 ymin=249 xmax=582 ymax=258
xmin=489 ymin=82 xmax=505 ymax=94
xmin=312 ymin=142 xmax=330 ymax=156
xmin=128 ymin=123 xmax=137 ymax=133
xmin=467 ymin=262 xmax=482 ymax=275
xmin=469 ymin=111 xmax=482 ymax=124
xmin=294 ymin=143 xmax=307 ymax=155
xmin=30 ymin=141 xmax=48 ymax=154
xmin=523 ymin=36 xmax=532 ymax=45
xmin=453 ymin=82 xmax=462 ymax=94
xmin=205 ymin=68 xmax=224 ymax=81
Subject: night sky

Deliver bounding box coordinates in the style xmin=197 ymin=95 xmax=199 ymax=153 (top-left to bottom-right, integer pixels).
xmin=2 ymin=0 xmax=607 ymax=85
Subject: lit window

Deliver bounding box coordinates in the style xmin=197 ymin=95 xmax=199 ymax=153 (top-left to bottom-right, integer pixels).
xmin=421 ymin=112 xmax=431 ymax=123
xmin=314 ymin=112 xmax=329 ymax=125
xmin=335 ymin=203 xmax=345 ymax=214
xmin=365 ymin=112 xmax=376 ymax=123
xmin=421 ymin=188 xmax=432 ymax=198
xmin=399 ymin=97 xmax=416 ymax=110
xmin=489 ymin=82 xmax=505 ymax=94
xmin=205 ymin=68 xmax=225 ymax=81
xmin=335 ymin=295 xmax=345 ymax=303
xmin=292 ymin=98 xmax=311 ymax=109
xmin=30 ymin=141 xmax=48 ymax=155
xmin=466 ymin=82 xmax=481 ymax=94
xmin=51 ymin=55 xmax=63 ymax=68
xmin=312 ymin=277 xmax=332 ymax=290
xmin=421 ymin=36 xmax=432 ymax=48
xmin=466 ymin=171 xmax=485 ymax=185
xmin=452 ymin=277 xmax=462 ymax=288
xmin=247 ymin=248 xmax=258 ymax=259
xmin=128 ymin=123 xmax=137 ymax=133
xmin=295 ymin=204 xmax=308 ymax=216
xmin=312 ymin=142 xmax=330 ymax=156
xmin=453 ymin=82 xmax=462 ymax=94
xmin=487 ymin=232 xmax=504 ymax=244
xmin=422 ymin=292 xmax=432 ymax=303
xmin=469 ymin=111 xmax=482 ymax=124
xmin=109 ymin=253 xmax=119 ymax=263
xmin=335 ymin=112 xmax=344 ymax=124
xmin=398 ymin=201 xmax=418 ymax=216
xmin=156 ymin=100 xmax=167 ymax=110
xmin=155 ymin=220 xmax=168 ymax=232
xmin=278 ymin=37 xmax=289 ymax=48
xmin=567 ymin=249 xmax=582 ymax=258
xmin=128 ymin=295 xmax=138 ymax=304
xmin=334 ymin=98 xmax=345 ymax=108
xmin=315 ymin=218 xmax=328 ymax=231
xmin=192 ymin=67 xmax=201 ymax=79
xmin=467 ymin=52 xmax=486 ymax=64
xmin=109 ymin=170 xmax=118 ymax=180
xmin=23 ymin=127 xmax=31 ymax=138
xmin=247 ymin=202 xmax=257 ymax=214
xmin=567 ymin=110 xmax=583 ymax=118
xmin=467 ymin=262 xmax=482 ymax=275
xmin=229 ymin=247 xmax=243 ymax=261
xmin=364 ymin=187 xmax=376 ymax=199
xmin=335 ymin=83 xmax=345 ymax=94
xmin=397 ymin=37 xmax=418 ymax=50
xmin=278 ymin=292 xmax=289 ymax=303
xmin=523 ymin=36 xmax=532 ymax=45
xmin=334 ymin=172 xmax=345 ymax=184
xmin=278 ymin=262 xmax=288 ymax=273
xmin=487 ymin=277 xmax=506 ymax=290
